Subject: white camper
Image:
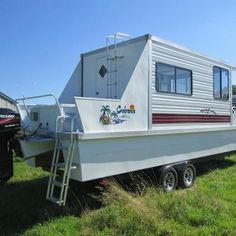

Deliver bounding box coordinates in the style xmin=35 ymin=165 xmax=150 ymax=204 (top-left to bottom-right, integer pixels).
xmin=17 ymin=33 xmax=236 ymax=205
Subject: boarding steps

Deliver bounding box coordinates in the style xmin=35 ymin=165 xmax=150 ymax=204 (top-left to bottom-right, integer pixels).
xmin=46 ymin=115 xmax=77 ymax=206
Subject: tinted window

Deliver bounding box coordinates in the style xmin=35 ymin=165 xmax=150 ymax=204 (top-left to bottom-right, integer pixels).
xmin=213 ymin=67 xmax=221 ymax=99
xmin=221 ymin=69 xmax=229 ymax=100
xmin=213 ymin=66 xmax=229 ymax=100
xmin=156 ymin=63 xmax=192 ymax=95
xmin=176 ymin=68 xmax=191 ymax=95
xmin=157 ymin=64 xmax=175 ymax=93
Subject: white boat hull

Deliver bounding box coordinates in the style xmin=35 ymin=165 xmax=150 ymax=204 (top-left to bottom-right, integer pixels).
xmin=20 ymin=137 xmax=55 ymax=160
xmin=67 ymin=128 xmax=236 ymax=181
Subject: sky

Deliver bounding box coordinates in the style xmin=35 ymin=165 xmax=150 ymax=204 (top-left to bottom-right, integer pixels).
xmin=0 ymin=0 xmax=236 ymax=100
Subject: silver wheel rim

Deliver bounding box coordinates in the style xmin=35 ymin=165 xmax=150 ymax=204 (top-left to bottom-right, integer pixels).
xmin=164 ymin=172 xmax=176 ymax=191
xmin=183 ymin=167 xmax=194 ymax=186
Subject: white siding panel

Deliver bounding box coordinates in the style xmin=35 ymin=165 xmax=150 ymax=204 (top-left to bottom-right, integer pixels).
xmin=151 ymin=40 xmax=231 ymax=116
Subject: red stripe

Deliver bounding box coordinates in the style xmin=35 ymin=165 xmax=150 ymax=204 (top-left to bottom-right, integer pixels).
xmin=0 ymin=118 xmax=19 ymax=125
xmin=152 ymin=113 xmax=230 ymax=124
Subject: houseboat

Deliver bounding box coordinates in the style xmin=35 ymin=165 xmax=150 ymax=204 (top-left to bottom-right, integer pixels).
xmin=16 ymin=33 xmax=236 ymax=205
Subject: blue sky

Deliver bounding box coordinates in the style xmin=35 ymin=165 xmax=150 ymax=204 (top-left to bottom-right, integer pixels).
xmin=0 ymin=0 xmax=236 ymax=99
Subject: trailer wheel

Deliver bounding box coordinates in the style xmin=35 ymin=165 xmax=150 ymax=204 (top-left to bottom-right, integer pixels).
xmin=159 ymin=166 xmax=178 ymax=192
xmin=179 ymin=163 xmax=196 ymax=188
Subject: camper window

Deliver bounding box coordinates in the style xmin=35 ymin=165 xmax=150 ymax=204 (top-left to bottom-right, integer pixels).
xmin=213 ymin=66 xmax=229 ymax=100
xmin=156 ymin=63 xmax=192 ymax=95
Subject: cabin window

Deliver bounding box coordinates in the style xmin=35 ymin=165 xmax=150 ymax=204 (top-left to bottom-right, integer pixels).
xmin=213 ymin=66 xmax=229 ymax=100
xmin=30 ymin=111 xmax=39 ymax=122
xmin=156 ymin=63 xmax=192 ymax=95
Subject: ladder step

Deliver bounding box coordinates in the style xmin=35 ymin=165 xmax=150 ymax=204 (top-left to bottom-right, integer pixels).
xmin=57 ymin=145 xmax=69 ymax=150
xmin=54 ymin=162 xmax=66 ymax=168
xmin=107 ymin=56 xmax=124 ymax=61
xmin=107 ymin=70 xmax=117 ymax=73
xmin=54 ymin=162 xmax=77 ymax=169
xmin=47 ymin=196 xmax=63 ymax=205
xmin=51 ymin=180 xmax=65 ymax=187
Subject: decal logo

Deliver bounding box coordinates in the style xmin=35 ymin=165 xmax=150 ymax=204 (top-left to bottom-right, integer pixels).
xmin=200 ymin=108 xmax=216 ymax=115
xmin=100 ymin=105 xmax=136 ymax=125
xmin=0 ymin=114 xmax=15 ymax=119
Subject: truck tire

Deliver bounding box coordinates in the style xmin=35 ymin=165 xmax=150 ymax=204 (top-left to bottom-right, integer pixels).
xmin=178 ymin=163 xmax=196 ymax=188
xmin=159 ymin=166 xmax=178 ymax=192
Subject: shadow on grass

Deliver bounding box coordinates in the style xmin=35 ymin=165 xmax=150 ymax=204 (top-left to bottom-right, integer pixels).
xmin=194 ymin=155 xmax=236 ymax=176
xmin=0 ymin=177 xmax=102 ymax=235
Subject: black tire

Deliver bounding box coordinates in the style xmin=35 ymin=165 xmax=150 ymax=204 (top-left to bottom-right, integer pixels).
xmin=159 ymin=166 xmax=178 ymax=192
xmin=178 ymin=163 xmax=196 ymax=188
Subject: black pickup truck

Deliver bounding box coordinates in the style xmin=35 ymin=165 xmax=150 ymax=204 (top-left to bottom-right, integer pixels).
xmin=0 ymin=108 xmax=21 ymax=184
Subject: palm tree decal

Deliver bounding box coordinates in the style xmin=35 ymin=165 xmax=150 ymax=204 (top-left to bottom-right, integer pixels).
xmin=111 ymin=111 xmax=118 ymax=118
xmin=99 ymin=105 xmax=130 ymax=125
xmin=101 ymin=105 xmax=111 ymax=116
xmin=100 ymin=105 xmax=111 ymax=125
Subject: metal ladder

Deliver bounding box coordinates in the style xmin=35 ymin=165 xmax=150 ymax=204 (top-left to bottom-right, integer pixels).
xmin=106 ymin=33 xmax=131 ymax=99
xmin=46 ymin=115 xmax=77 ymax=206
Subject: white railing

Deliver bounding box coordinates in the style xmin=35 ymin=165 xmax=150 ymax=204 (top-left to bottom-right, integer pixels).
xmin=16 ymin=93 xmax=62 ymax=115
xmin=16 ymin=94 xmax=62 ymax=133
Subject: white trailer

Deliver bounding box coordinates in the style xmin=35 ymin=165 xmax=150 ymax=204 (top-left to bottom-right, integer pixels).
xmin=16 ymin=33 xmax=236 ymax=205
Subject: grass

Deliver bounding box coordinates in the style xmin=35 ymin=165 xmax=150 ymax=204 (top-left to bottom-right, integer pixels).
xmin=0 ymin=155 xmax=236 ymax=235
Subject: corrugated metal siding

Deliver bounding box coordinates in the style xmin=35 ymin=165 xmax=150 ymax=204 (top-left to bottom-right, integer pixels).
xmin=151 ymin=40 xmax=231 ymax=116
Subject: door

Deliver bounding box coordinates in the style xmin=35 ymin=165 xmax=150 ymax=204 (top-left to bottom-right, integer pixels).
xmin=95 ymin=56 xmax=108 ymax=98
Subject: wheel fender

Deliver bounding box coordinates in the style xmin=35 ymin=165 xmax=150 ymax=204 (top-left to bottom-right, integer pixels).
xmin=157 ymin=161 xmax=189 ymax=176
xmin=157 ymin=164 xmax=174 ymax=177
xmin=173 ymin=162 xmax=191 ymax=173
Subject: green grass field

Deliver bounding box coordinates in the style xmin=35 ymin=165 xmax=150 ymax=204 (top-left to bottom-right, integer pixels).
xmin=0 ymin=155 xmax=236 ymax=236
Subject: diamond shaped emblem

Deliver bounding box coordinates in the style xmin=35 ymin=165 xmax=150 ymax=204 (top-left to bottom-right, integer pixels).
xmin=99 ymin=65 xmax=107 ymax=78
